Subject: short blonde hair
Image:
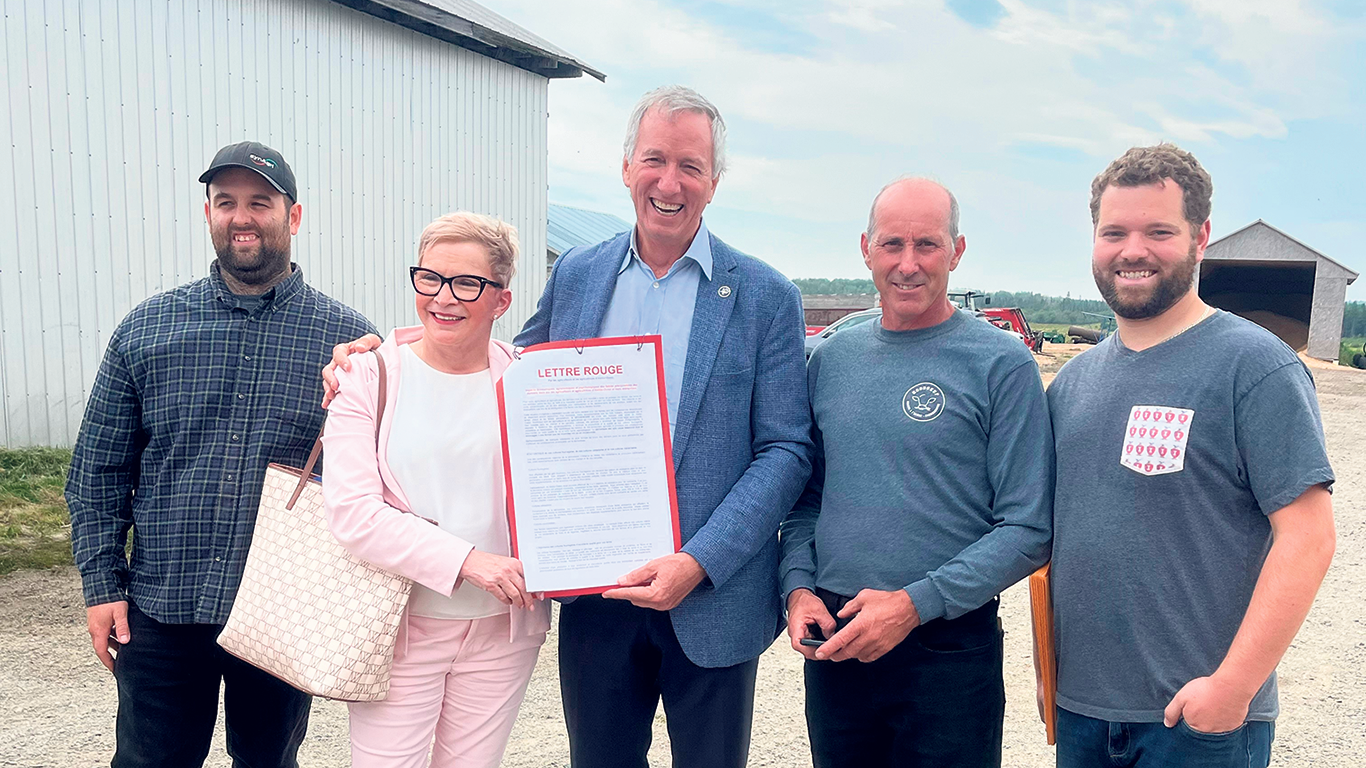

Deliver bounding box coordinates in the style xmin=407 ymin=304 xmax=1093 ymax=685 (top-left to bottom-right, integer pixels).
xmin=417 ymin=211 xmax=519 ymax=285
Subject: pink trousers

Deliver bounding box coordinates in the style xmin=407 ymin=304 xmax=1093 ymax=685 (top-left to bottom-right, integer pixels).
xmin=348 ymin=612 xmax=545 ymax=768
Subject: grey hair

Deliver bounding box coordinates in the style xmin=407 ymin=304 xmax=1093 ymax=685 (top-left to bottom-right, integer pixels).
xmin=865 ymin=176 xmax=960 ymax=243
xmin=622 ymin=85 xmax=727 ymax=179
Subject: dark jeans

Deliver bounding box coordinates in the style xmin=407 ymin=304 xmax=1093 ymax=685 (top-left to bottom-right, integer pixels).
xmin=804 ymin=589 xmax=1004 ymax=768
xmin=1056 ymin=707 xmax=1274 ymax=768
xmin=111 ymin=602 xmax=311 ymax=768
xmin=558 ymin=595 xmax=760 ymax=768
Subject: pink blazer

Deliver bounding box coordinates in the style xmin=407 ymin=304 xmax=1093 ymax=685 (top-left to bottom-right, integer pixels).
xmin=322 ymin=325 xmax=551 ymax=639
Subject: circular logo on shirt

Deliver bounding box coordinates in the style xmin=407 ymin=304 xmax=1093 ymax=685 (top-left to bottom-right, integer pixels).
xmin=902 ymin=382 xmax=945 ymax=423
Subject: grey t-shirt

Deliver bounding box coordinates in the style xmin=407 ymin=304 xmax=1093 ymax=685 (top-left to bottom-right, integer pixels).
xmin=780 ymin=310 xmax=1054 ymax=622
xmin=226 ymin=289 xmax=268 ymax=315
xmin=1048 ymin=310 xmax=1334 ymax=723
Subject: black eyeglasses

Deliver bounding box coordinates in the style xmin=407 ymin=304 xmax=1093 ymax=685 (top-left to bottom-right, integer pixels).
xmin=409 ymin=267 xmax=504 ymax=302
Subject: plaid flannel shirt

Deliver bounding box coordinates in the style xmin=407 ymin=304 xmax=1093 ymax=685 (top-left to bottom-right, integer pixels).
xmin=66 ymin=262 xmax=376 ymax=624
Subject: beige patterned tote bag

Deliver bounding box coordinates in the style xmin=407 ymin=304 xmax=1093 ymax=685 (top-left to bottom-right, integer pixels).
xmin=218 ymin=354 xmax=414 ymax=702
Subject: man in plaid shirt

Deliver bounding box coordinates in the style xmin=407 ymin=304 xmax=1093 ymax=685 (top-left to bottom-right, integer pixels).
xmin=65 ymin=141 xmax=375 ymax=768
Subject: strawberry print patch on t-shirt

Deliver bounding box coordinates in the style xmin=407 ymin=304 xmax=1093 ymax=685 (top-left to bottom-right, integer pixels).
xmin=1120 ymin=405 xmax=1194 ymax=477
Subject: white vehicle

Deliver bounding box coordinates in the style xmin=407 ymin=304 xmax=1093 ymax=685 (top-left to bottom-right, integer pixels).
xmin=804 ymin=308 xmax=882 ymax=359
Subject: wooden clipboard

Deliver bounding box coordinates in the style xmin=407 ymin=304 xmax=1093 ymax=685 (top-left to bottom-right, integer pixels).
xmin=1029 ymin=562 xmax=1058 ymax=745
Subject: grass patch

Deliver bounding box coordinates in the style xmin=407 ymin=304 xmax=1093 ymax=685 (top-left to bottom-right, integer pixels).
xmin=1339 ymin=337 xmax=1366 ymax=367
xmin=1034 ymin=323 xmax=1072 ymax=333
xmin=0 ymin=448 xmax=74 ymax=575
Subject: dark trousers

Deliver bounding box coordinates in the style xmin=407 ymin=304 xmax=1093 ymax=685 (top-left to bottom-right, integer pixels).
xmin=804 ymin=589 xmax=1005 ymax=768
xmin=111 ymin=602 xmax=311 ymax=768
xmin=558 ymin=595 xmax=760 ymax=768
xmin=1056 ymin=707 xmax=1274 ymax=768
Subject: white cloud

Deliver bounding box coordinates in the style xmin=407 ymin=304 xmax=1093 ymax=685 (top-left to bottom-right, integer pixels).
xmin=1181 ymin=0 xmax=1350 ymax=105
xmin=497 ymin=0 xmax=1296 ymax=160
xmin=480 ymin=0 xmax=1364 ymax=298
xmin=822 ymin=0 xmax=905 ymax=32
xmin=992 ymin=0 xmax=1144 ymax=56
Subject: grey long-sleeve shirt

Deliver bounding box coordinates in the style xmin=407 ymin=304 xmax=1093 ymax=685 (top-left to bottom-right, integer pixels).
xmin=779 ymin=311 xmax=1054 ymax=622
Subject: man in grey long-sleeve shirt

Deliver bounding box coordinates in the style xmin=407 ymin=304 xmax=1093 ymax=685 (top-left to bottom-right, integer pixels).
xmin=779 ymin=177 xmax=1054 ymax=768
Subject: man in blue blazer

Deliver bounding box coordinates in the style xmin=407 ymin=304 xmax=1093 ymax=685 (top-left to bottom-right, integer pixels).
xmin=321 ymin=85 xmax=811 ymax=767
xmin=522 ymin=86 xmax=812 ymax=767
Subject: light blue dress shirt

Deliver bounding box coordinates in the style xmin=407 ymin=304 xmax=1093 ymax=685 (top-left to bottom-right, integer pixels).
xmin=599 ymin=220 xmax=712 ymax=435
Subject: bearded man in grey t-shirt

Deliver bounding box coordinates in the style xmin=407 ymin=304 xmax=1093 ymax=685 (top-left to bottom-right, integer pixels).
xmin=1048 ymin=144 xmax=1336 ymax=768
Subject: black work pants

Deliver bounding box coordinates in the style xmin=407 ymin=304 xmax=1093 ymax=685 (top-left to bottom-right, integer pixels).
xmin=111 ymin=601 xmax=311 ymax=768
xmin=804 ymin=589 xmax=1004 ymax=768
xmin=558 ymin=595 xmax=760 ymax=768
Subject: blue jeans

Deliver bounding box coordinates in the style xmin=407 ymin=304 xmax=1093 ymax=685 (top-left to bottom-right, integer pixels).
xmin=111 ymin=602 xmax=311 ymax=768
xmin=805 ymin=592 xmax=1004 ymax=768
xmin=1056 ymin=707 xmax=1274 ymax=768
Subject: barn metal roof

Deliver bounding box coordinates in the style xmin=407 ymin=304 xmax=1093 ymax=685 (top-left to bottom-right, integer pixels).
xmin=331 ymin=0 xmax=606 ymax=81
xmin=1206 ymin=220 xmax=1357 ymax=283
xmin=548 ymin=204 xmax=632 ymax=257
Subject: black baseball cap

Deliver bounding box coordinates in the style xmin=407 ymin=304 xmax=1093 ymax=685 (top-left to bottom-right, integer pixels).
xmin=199 ymin=141 xmax=298 ymax=202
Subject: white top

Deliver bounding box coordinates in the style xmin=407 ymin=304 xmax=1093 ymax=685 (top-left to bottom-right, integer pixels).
xmin=387 ymin=345 xmax=510 ymax=620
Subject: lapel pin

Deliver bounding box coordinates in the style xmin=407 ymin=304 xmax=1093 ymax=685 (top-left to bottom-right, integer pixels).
xmin=718 ymin=285 xmax=732 ymax=298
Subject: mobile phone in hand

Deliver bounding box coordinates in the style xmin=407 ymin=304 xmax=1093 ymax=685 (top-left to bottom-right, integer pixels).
xmin=799 ymin=623 xmax=826 ymax=648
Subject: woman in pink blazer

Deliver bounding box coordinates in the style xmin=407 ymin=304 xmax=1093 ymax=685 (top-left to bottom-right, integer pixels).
xmin=323 ymin=211 xmax=550 ymax=768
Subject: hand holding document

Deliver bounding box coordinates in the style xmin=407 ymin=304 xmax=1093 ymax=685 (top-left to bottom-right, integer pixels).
xmin=498 ymin=336 xmax=681 ymax=596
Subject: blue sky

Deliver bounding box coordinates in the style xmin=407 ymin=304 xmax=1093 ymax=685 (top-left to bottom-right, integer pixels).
xmin=482 ymin=0 xmax=1366 ymax=300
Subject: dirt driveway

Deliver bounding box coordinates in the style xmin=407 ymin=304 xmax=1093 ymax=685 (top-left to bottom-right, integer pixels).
xmin=3 ymin=365 xmax=1362 ymax=767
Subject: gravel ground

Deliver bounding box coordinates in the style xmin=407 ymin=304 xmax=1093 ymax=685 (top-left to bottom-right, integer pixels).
xmin=3 ymin=365 xmax=1362 ymax=767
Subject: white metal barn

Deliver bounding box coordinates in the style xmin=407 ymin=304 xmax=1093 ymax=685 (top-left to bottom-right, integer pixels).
xmin=0 ymin=0 xmax=603 ymax=447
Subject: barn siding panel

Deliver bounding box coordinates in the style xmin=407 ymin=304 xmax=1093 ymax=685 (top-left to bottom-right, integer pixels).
xmin=2 ymin=0 xmax=551 ymax=446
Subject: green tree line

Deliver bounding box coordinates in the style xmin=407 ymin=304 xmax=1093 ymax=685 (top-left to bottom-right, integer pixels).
xmin=980 ymin=291 xmax=1115 ymax=325
xmin=1342 ymin=302 xmax=1366 ymax=338
xmin=793 ymin=280 xmax=1366 ymax=330
xmin=792 ymin=280 xmax=1116 ymax=325
xmin=791 ymin=278 xmax=879 ymax=295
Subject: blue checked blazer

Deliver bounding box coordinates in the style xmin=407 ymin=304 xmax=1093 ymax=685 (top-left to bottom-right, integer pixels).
xmin=516 ymin=231 xmax=814 ymax=668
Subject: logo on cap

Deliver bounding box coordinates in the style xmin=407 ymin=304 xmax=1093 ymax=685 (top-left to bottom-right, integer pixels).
xmin=249 ymin=154 xmax=277 ymax=169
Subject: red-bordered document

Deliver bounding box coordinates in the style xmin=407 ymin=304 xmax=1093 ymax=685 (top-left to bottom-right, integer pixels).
xmin=497 ymin=335 xmax=681 ymax=597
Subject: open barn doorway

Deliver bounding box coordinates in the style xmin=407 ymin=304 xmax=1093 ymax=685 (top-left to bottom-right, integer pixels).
xmin=1198 ymin=260 xmax=1315 ymax=351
